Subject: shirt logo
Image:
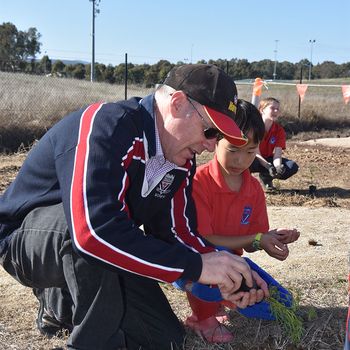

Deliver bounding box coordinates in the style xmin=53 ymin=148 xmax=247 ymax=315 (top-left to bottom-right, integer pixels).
xmin=269 ymin=136 xmax=276 ymax=145
xmin=240 ymin=206 xmax=252 ymax=225
xmin=155 ymin=173 xmax=175 ymax=198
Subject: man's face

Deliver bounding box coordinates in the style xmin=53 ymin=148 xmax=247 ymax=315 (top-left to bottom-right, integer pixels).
xmin=162 ymin=93 xmax=218 ymax=166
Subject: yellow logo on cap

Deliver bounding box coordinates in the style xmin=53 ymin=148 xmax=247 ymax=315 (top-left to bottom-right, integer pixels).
xmin=228 ymin=101 xmax=236 ymax=113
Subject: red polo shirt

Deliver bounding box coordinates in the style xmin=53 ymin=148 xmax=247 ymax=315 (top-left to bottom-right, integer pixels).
xmin=259 ymin=122 xmax=286 ymax=158
xmin=193 ymin=155 xmax=269 ymax=256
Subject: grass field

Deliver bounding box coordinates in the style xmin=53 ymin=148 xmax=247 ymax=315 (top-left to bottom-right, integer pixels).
xmin=1 ymin=71 xmax=350 ymax=151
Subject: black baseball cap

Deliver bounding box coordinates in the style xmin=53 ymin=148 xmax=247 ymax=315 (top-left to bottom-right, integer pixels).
xmin=164 ymin=64 xmax=248 ymax=146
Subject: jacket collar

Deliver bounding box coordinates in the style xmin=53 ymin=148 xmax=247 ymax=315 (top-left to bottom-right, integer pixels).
xmin=139 ymin=94 xmax=157 ymax=157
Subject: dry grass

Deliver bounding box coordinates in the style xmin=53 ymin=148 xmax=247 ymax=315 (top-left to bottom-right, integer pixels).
xmin=1 ymin=72 xmax=350 ymax=151
xmin=0 ymin=137 xmax=349 ymax=350
xmin=236 ymin=79 xmax=350 ymax=122
xmin=0 ymin=72 xmax=153 ymax=151
xmin=0 ymin=73 xmax=349 ymax=349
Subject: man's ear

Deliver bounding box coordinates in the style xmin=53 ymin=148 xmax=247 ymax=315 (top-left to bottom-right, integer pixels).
xmin=169 ymin=91 xmax=188 ymax=118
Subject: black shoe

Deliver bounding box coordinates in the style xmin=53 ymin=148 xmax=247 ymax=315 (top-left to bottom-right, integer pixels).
xmin=33 ymin=288 xmax=71 ymax=338
xmin=264 ymin=182 xmax=276 ymax=192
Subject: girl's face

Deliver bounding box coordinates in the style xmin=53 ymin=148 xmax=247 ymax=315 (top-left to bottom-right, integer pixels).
xmin=261 ymin=101 xmax=281 ymax=122
xmin=216 ymin=131 xmax=259 ymax=177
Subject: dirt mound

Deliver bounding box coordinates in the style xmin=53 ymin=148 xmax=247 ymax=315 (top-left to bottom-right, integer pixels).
xmin=300 ymin=136 xmax=350 ymax=148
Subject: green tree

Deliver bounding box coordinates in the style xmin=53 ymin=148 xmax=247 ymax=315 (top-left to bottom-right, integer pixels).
xmin=103 ymin=64 xmax=116 ymax=84
xmin=154 ymin=60 xmax=174 ymax=82
xmin=313 ymin=61 xmax=341 ymax=79
xmin=39 ymin=55 xmax=52 ymax=74
xmin=94 ymin=63 xmax=106 ymax=82
xmin=339 ymin=62 xmax=350 ymax=77
xmin=26 ymin=27 xmax=41 ymax=60
xmin=231 ymin=59 xmax=251 ymax=79
xmin=64 ymin=64 xmax=75 ymax=78
xmin=128 ymin=65 xmax=145 ymax=84
xmin=0 ymin=22 xmax=17 ymax=70
xmin=71 ymin=63 xmax=86 ymax=79
xmin=114 ymin=64 xmax=126 ymax=84
xmin=278 ymin=61 xmax=296 ymax=80
xmin=52 ymin=60 xmax=65 ymax=76
xmin=0 ymin=22 xmax=41 ymax=71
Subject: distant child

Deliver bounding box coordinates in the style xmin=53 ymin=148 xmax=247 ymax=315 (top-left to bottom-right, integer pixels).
xmin=184 ymin=99 xmax=300 ymax=343
xmin=250 ymin=97 xmax=299 ymax=191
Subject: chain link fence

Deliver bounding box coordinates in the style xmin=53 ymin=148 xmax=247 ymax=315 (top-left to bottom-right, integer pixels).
xmin=1 ymin=71 xmax=350 ymax=151
xmin=0 ymin=71 xmax=154 ymax=151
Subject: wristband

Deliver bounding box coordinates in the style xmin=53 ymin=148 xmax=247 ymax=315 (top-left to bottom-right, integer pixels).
xmin=252 ymin=233 xmax=263 ymax=251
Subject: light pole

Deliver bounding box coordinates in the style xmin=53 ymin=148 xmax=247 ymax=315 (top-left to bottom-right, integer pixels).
xmin=273 ymin=39 xmax=279 ymax=80
xmin=90 ymin=0 xmax=101 ymax=82
xmin=308 ymin=39 xmax=316 ymax=81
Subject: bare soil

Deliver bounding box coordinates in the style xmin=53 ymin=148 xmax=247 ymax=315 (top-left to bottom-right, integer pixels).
xmin=0 ymin=134 xmax=349 ymax=350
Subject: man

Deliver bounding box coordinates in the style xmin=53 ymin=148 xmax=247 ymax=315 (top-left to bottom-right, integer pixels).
xmin=0 ymin=64 xmax=268 ymax=349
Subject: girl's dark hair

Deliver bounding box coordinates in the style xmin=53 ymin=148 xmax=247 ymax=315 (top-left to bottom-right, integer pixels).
xmin=234 ymin=99 xmax=265 ymax=144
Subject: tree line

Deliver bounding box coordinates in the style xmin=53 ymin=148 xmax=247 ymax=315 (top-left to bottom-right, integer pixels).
xmin=1 ymin=22 xmax=350 ymax=85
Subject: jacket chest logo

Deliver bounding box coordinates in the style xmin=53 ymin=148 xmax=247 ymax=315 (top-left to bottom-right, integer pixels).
xmin=155 ymin=174 xmax=175 ymax=198
xmin=269 ymin=136 xmax=276 ymax=145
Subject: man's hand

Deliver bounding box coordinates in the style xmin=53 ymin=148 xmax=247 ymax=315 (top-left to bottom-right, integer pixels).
xmin=226 ymin=270 xmax=269 ymax=309
xmin=199 ymin=251 xmax=254 ymax=302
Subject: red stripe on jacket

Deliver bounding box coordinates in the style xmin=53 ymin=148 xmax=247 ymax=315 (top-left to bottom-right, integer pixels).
xmin=70 ymin=103 xmax=183 ymax=282
xmin=171 ymin=161 xmax=214 ymax=254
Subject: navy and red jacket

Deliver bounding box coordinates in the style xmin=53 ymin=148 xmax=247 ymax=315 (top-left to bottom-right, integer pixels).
xmin=0 ymin=94 xmax=214 ymax=283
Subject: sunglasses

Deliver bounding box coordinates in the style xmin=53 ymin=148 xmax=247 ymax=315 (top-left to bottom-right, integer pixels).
xmin=187 ymin=99 xmax=223 ymax=140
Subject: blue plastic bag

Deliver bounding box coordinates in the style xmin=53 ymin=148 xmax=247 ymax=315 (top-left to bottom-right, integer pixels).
xmin=173 ymin=256 xmax=292 ymax=320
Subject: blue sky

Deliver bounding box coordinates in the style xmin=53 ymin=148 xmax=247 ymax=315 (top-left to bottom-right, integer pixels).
xmin=1 ymin=0 xmax=349 ymax=66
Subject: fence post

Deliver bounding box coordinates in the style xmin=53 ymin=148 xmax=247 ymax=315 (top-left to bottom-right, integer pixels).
xmin=124 ymin=53 xmax=128 ymax=100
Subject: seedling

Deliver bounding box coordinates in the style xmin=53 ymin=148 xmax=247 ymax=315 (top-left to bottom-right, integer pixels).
xmin=267 ymin=286 xmax=304 ymax=344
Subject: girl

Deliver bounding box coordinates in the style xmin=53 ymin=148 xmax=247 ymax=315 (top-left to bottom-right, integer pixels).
xmin=250 ymin=97 xmax=299 ymax=191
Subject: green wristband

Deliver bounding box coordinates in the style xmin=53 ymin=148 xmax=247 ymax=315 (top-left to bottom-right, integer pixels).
xmin=252 ymin=233 xmax=263 ymax=251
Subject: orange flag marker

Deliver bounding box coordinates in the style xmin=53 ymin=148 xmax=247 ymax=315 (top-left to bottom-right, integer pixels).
xmin=342 ymin=85 xmax=350 ymax=105
xmin=296 ymin=84 xmax=308 ymax=103
xmin=251 ymin=77 xmax=264 ymax=107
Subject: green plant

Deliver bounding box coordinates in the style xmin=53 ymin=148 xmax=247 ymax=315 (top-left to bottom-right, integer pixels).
xmin=306 ymin=306 xmax=317 ymax=321
xmin=267 ymin=286 xmax=304 ymax=344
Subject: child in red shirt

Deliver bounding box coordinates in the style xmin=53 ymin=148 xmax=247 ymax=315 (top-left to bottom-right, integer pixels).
xmin=184 ymin=99 xmax=300 ymax=343
xmin=250 ymin=97 xmax=299 ymax=191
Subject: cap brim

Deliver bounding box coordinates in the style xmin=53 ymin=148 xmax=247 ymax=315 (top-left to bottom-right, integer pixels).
xmin=204 ymin=106 xmax=248 ymax=147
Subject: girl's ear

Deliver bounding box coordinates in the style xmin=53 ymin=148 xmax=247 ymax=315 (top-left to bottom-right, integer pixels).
xmin=169 ymin=91 xmax=188 ymax=118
